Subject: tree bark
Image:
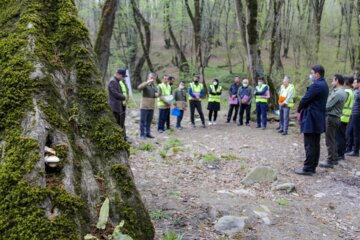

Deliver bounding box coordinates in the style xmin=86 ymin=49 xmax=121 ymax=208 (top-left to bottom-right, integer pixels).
xmin=164 ymin=0 xmax=189 ymax=73
xmin=0 ymin=1 xmax=154 ymax=239
xmin=311 ymin=0 xmax=326 ymax=59
xmin=131 ymin=0 xmax=155 ymax=76
xmin=94 ymin=0 xmax=119 ymax=84
xmin=357 ymin=0 xmax=360 ymax=76
xmin=269 ymin=0 xmax=284 ymax=78
xmin=234 ymin=0 xmax=248 ymax=52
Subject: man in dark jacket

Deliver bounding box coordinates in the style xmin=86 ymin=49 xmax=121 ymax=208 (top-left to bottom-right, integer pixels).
xmin=295 ymin=64 xmax=329 ymax=176
xmin=108 ymin=68 xmax=129 ymax=140
xmin=226 ymin=76 xmax=242 ymax=123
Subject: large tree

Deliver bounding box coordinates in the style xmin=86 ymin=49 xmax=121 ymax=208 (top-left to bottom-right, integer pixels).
xmin=0 ymin=1 xmax=153 ymax=239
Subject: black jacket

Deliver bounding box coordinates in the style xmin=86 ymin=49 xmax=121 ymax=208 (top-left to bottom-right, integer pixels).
xmin=108 ymin=76 xmax=127 ymax=112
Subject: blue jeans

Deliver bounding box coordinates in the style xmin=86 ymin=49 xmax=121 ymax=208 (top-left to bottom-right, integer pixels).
xmin=140 ymin=109 xmax=154 ymax=137
xmin=158 ymin=108 xmax=170 ymax=131
xmin=256 ymin=102 xmax=267 ymax=128
xmin=279 ymin=106 xmax=290 ymax=132
xmin=176 ymin=110 xmax=184 ymax=128
xmin=346 ymin=119 xmax=354 ymax=152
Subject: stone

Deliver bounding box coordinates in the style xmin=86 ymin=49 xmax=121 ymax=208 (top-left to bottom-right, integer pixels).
xmin=241 ymin=166 xmax=277 ymax=186
xmin=214 ymin=216 xmax=246 ymax=234
xmin=314 ymin=192 xmax=326 ymax=198
xmin=254 ymin=210 xmax=271 ymax=225
xmin=271 ymin=183 xmax=296 ymax=193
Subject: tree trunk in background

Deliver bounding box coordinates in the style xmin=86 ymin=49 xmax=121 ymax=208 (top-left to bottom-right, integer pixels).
xmin=282 ymin=0 xmax=294 ymax=58
xmin=94 ymin=0 xmax=119 ymax=84
xmin=0 ymin=1 xmax=154 ymax=239
xmin=311 ymin=0 xmax=326 ymax=60
xmin=224 ymin=0 xmax=233 ymax=74
xmin=131 ymin=0 xmax=155 ymax=81
xmin=268 ymin=0 xmax=284 ymax=110
xmin=234 ymin=0 xmax=248 ymax=52
xmin=165 ymin=0 xmax=189 ymax=74
xmin=185 ymin=0 xmax=204 ymax=75
xmin=336 ymin=9 xmax=344 ymax=60
xmin=245 ymin=0 xmax=264 ymax=84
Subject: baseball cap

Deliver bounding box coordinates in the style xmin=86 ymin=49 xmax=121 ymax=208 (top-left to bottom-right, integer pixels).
xmin=116 ymin=69 xmax=128 ymax=77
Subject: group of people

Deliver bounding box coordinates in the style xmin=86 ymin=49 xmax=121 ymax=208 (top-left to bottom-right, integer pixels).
xmin=295 ymin=64 xmax=360 ymax=175
xmin=108 ymin=66 xmax=360 ymax=176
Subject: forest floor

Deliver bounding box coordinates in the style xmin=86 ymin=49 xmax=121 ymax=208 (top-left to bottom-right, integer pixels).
xmin=125 ymin=106 xmax=360 ymax=240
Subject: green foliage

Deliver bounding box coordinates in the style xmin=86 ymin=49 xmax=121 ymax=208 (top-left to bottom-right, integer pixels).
xmin=163 ymin=138 xmax=183 ymax=151
xmin=150 ymin=209 xmax=171 ymax=220
xmin=96 ymin=198 xmax=110 ymax=230
xmin=139 ymin=143 xmax=153 ymax=151
xmin=202 ymin=153 xmax=218 ymax=162
xmin=221 ymin=154 xmax=238 ymax=161
xmin=162 ymin=231 xmax=184 ymax=240
xmin=159 ymin=150 xmax=167 ymax=159
xmin=277 ymin=199 xmax=289 ymax=206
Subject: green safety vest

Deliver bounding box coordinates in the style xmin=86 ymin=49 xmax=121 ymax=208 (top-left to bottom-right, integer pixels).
xmin=208 ymin=85 xmax=222 ymax=103
xmin=255 ymin=84 xmax=268 ymax=103
xmin=157 ymin=83 xmax=172 ymax=107
xmin=119 ymin=80 xmax=128 ymax=105
xmin=189 ymin=82 xmax=203 ymax=100
xmin=341 ymin=89 xmax=355 ymax=123
xmin=279 ymin=84 xmax=295 ymax=108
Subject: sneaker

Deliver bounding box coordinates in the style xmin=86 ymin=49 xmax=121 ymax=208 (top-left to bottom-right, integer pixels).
xmin=346 ymin=151 xmax=359 ymax=157
xmin=208 ymin=121 xmax=213 ymax=126
xmin=282 ymin=132 xmax=288 ymax=135
xmin=158 ymin=129 xmax=164 ymax=133
xmin=176 ymin=126 xmax=183 ymax=130
xmin=256 ymin=126 xmax=261 ymax=128
xmin=319 ymin=161 xmax=334 ymax=168
xmin=213 ymin=121 xmax=217 ymax=125
xmin=276 ymin=126 xmax=281 ymax=130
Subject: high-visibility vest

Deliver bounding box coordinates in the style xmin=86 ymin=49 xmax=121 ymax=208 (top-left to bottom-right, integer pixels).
xmin=255 ymin=84 xmax=268 ymax=103
xmin=119 ymin=80 xmax=128 ymax=105
xmin=279 ymin=84 xmax=295 ymax=108
xmin=341 ymin=89 xmax=355 ymax=123
xmin=189 ymin=82 xmax=203 ymax=100
xmin=208 ymin=85 xmax=222 ymax=103
xmin=157 ymin=83 xmax=172 ymax=107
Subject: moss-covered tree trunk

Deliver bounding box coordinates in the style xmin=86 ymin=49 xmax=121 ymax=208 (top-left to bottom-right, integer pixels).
xmin=0 ymin=1 xmax=154 ymax=239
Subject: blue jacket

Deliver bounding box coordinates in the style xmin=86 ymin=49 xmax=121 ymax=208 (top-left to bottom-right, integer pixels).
xmin=297 ymin=78 xmax=329 ymax=134
xmin=229 ymin=82 xmax=242 ymax=97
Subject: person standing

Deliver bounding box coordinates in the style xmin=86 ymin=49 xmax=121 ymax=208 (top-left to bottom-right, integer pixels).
xmin=226 ymin=76 xmax=242 ymax=123
xmin=346 ymin=78 xmax=360 ymax=157
xmin=237 ymin=78 xmax=253 ymax=126
xmin=138 ymin=73 xmax=159 ymax=140
xmin=166 ymin=76 xmax=175 ymax=129
xmin=188 ymin=75 xmax=206 ymax=128
xmin=157 ymin=75 xmax=172 ymax=132
xmin=295 ymin=64 xmax=329 ymax=176
xmin=108 ymin=69 xmax=129 ymax=141
xmin=336 ymin=77 xmax=354 ymax=161
xmin=207 ymin=79 xmax=222 ymax=125
xmin=173 ymin=81 xmax=187 ymax=130
xmin=319 ymin=74 xmax=347 ymax=168
xmin=255 ymin=77 xmax=269 ymax=129
xmin=345 ymin=77 xmax=359 ymax=153
xmin=277 ymin=76 xmax=295 ymax=135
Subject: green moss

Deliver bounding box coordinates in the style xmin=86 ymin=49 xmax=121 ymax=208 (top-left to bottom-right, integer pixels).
xmin=111 ymin=164 xmax=155 ymax=239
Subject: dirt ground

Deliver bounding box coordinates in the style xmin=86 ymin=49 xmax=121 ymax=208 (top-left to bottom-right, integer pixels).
xmin=126 ymin=106 xmax=360 ymax=240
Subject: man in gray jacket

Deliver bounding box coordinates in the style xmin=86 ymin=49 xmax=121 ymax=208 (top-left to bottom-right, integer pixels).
xmin=138 ymin=72 xmax=159 ymax=140
xmin=319 ymin=74 xmax=347 ymax=168
xmin=108 ymin=69 xmax=129 ymax=140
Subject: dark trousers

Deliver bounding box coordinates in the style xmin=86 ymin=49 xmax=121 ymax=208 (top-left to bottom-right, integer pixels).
xmin=140 ymin=109 xmax=154 ymax=137
xmin=326 ymin=116 xmax=341 ymax=162
xmin=189 ymin=100 xmax=205 ymax=125
xmin=209 ymin=110 xmax=218 ymax=121
xmin=176 ymin=110 xmax=184 ymax=128
xmin=352 ymin=114 xmax=360 ymax=154
xmin=113 ymin=110 xmax=126 ymax=138
xmin=166 ymin=109 xmax=171 ymax=129
xmin=279 ymin=106 xmax=290 ymax=133
xmin=303 ymin=133 xmax=321 ymax=172
xmin=256 ymin=102 xmax=267 ymax=128
xmin=227 ymin=104 xmax=239 ymax=122
xmin=336 ymin=122 xmax=348 ymax=158
xmin=239 ymin=104 xmax=251 ymax=125
xmin=158 ymin=108 xmax=170 ymax=131
xmin=346 ymin=119 xmax=354 ymax=152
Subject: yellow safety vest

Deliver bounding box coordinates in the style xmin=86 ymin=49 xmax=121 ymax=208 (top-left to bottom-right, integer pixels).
xmin=341 ymin=89 xmax=355 ymax=123
xmin=255 ymin=84 xmax=268 ymax=103
xmin=279 ymin=84 xmax=295 ymax=108
xmin=208 ymin=85 xmax=222 ymax=103
xmin=189 ymin=82 xmax=203 ymax=100
xmin=119 ymin=80 xmax=128 ymax=105
xmin=157 ymin=83 xmax=172 ymax=107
